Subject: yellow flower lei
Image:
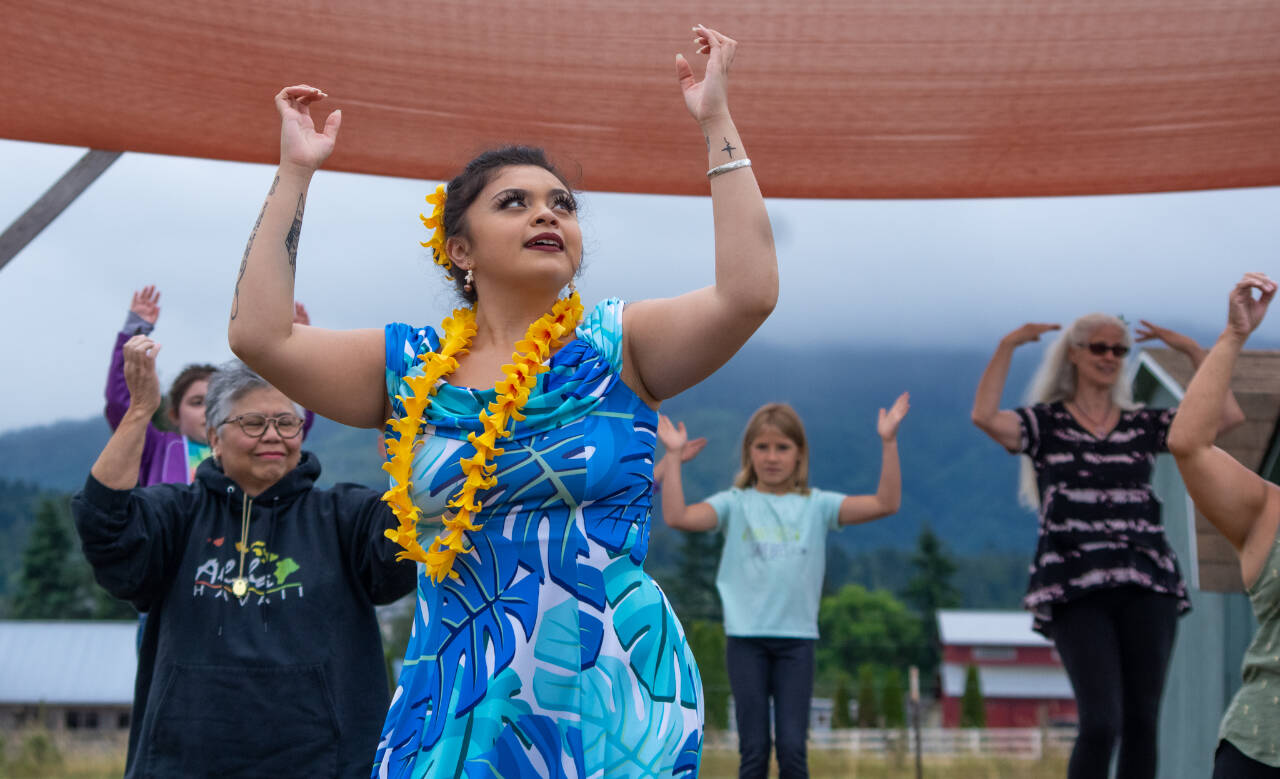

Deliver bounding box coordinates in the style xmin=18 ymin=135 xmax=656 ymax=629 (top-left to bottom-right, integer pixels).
xmin=384 ymin=183 xmax=584 ymax=583
xmin=418 ymin=184 xmax=451 ymax=274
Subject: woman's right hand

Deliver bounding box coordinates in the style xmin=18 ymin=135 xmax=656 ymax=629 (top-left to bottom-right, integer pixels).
xmin=1227 ymin=272 xmax=1276 ymax=340
xmin=275 ymin=85 xmax=342 ymax=173
xmin=121 ymin=335 xmax=163 ymax=417
xmin=1001 ymin=322 xmax=1061 ymax=348
xmin=130 ymin=285 xmax=161 ymax=325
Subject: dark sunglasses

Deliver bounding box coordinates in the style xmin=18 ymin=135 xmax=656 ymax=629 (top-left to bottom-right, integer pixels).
xmin=1080 ymin=342 xmax=1130 ymax=358
xmin=220 ymin=413 xmax=304 ymax=439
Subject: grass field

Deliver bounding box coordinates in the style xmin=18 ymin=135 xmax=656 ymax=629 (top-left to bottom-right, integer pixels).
xmin=1 ymin=734 xmax=1068 ymax=779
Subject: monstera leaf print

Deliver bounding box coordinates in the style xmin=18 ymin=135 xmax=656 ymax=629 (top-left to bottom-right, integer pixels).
xmin=407 ymin=668 xmax=533 ymax=779
xmin=672 ymin=732 xmax=702 ymax=778
xmin=581 ymin=657 xmax=688 ymax=777
xmin=400 ymin=531 xmax=540 ymax=753
xmin=532 ymin=601 xmax=689 ymax=778
xmin=581 ymin=414 xmax=657 ymax=565
xmin=604 ymin=557 xmax=700 ymax=708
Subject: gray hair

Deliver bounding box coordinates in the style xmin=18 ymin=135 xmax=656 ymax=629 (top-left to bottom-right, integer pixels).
xmin=1017 ymin=313 xmax=1140 ymax=509
xmin=204 ymin=359 xmax=304 ymax=431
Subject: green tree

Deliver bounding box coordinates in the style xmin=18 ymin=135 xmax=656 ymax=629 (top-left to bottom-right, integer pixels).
xmin=12 ymin=498 xmax=88 ymax=619
xmin=961 ymin=665 xmax=986 ymax=728
xmin=881 ymin=667 xmax=906 ymax=728
xmin=831 ymin=674 xmax=853 ymax=728
xmin=667 ymin=530 xmax=723 ymax=623
xmin=817 ymin=584 xmax=923 ymax=682
xmin=685 ymin=620 xmax=729 ymax=729
xmin=901 ymin=524 xmax=961 ymax=685
xmin=856 ymin=664 xmax=880 ymax=727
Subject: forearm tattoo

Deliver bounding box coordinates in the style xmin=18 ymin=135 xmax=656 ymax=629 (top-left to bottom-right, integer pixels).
xmin=720 ymin=138 xmax=738 ymax=158
xmin=284 ymin=193 xmax=305 ymax=276
xmin=231 ymin=175 xmax=279 ymax=321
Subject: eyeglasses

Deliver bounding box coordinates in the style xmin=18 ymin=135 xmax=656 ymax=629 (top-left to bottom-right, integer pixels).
xmin=1079 ymin=342 xmax=1130 ymax=358
xmin=220 ymin=413 xmax=304 ymax=439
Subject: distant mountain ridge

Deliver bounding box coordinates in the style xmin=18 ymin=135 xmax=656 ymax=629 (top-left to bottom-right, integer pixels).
xmin=0 ymin=343 xmax=1042 ymax=561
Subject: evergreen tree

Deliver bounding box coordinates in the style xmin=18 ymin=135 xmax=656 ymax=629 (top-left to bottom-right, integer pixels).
xmin=670 ymin=530 xmax=722 ymax=623
xmin=901 ymin=523 xmax=961 ymax=687
xmin=12 ymin=498 xmax=89 ymax=619
xmin=961 ymin=665 xmax=987 ymax=728
xmin=856 ymin=664 xmax=880 ymax=728
xmin=831 ymin=674 xmax=853 ymax=728
xmin=881 ymin=667 xmax=906 ymax=728
xmin=685 ymin=620 xmax=729 ymax=729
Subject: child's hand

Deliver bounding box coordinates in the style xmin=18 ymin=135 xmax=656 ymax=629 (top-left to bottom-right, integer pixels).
xmin=878 ymin=392 xmax=910 ymax=442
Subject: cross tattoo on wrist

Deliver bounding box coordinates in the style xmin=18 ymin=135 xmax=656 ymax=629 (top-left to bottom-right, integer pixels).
xmin=720 ymin=138 xmax=737 ymax=158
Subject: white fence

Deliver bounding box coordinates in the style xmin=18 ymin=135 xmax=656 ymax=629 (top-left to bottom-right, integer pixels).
xmin=706 ymin=727 xmax=1077 ymax=759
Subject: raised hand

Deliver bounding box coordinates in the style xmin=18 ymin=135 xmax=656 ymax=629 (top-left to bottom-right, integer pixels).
xmin=657 ymin=413 xmax=690 ymax=453
xmin=1136 ymin=320 xmax=1200 ymax=356
xmin=681 ymin=436 xmax=708 ymax=463
xmin=878 ymin=392 xmax=911 ymax=441
xmin=1001 ymin=322 xmax=1061 ymax=348
xmin=275 ymin=85 xmax=342 ymax=173
xmin=130 ymin=285 xmax=161 ymax=324
xmin=122 ymin=335 xmax=163 ymax=416
xmin=293 ymin=301 xmax=311 ymax=326
xmin=675 ymin=25 xmax=736 ymax=125
xmin=1227 ymin=272 xmax=1277 ymax=339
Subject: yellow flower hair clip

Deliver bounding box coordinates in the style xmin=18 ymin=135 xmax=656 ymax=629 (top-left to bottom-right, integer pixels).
xmin=419 ymin=184 xmax=451 ymax=274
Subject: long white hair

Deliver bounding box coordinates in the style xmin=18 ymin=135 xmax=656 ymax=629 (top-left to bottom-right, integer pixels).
xmin=1017 ymin=313 xmax=1139 ymax=509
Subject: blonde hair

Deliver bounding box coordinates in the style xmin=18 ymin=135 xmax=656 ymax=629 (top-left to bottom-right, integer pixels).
xmin=1017 ymin=313 xmax=1139 ymax=509
xmin=734 ymin=403 xmax=811 ymax=495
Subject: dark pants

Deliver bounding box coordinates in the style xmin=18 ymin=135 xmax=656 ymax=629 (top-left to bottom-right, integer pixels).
xmin=1050 ymin=586 xmax=1179 ymax=779
xmin=1214 ymin=739 xmax=1280 ymax=778
xmin=726 ymin=636 xmax=815 ymax=779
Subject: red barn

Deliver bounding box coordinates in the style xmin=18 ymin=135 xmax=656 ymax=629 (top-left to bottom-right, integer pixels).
xmin=937 ymin=610 xmax=1076 ymax=728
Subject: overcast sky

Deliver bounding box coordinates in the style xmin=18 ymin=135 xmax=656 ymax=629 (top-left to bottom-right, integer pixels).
xmin=1 ymin=138 xmax=1276 ymax=433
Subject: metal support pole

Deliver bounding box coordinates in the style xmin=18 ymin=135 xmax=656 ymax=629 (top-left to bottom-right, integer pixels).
xmin=0 ymin=149 xmax=122 ymax=272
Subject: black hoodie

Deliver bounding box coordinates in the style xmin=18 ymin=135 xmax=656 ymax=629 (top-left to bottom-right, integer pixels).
xmin=73 ymin=452 xmax=417 ymax=778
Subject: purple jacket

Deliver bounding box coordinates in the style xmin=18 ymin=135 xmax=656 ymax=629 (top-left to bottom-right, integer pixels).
xmin=106 ymin=330 xmax=314 ymax=487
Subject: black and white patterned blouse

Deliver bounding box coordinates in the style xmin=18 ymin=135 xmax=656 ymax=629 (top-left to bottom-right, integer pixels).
xmin=1015 ymin=402 xmax=1191 ymax=635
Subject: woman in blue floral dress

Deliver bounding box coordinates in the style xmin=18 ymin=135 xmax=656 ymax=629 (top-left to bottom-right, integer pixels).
xmin=229 ymin=24 xmax=778 ymax=778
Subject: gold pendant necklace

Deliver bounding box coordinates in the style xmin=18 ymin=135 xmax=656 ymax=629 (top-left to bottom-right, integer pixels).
xmin=230 ymin=493 xmax=252 ymax=598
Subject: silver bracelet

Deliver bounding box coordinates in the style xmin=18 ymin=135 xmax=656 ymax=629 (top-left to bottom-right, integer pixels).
xmin=707 ymin=158 xmax=752 ymax=179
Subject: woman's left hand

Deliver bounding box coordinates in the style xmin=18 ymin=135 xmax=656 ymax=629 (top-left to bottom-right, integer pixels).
xmin=676 ymin=25 xmax=737 ymax=125
xmin=877 ymin=392 xmax=911 ymax=442
xmin=1136 ymin=320 xmax=1201 ymax=357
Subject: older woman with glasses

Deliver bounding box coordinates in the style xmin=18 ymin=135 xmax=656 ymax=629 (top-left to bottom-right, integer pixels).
xmin=73 ymin=334 xmax=416 ymax=778
xmin=971 ymin=315 xmax=1244 ymax=779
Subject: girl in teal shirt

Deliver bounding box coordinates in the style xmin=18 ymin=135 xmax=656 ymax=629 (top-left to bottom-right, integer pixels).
xmin=657 ymin=396 xmax=908 ymax=779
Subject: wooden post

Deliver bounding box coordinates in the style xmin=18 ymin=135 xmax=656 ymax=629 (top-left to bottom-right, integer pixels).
xmin=910 ymin=666 xmax=923 ymax=779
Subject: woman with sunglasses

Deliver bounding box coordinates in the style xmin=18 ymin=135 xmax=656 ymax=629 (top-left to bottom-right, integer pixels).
xmin=73 ymin=337 xmax=416 ymax=778
xmin=971 ymin=314 xmax=1244 ymax=779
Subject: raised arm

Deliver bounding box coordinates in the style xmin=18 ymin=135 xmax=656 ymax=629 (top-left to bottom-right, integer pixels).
xmin=971 ymin=323 xmax=1060 ymax=451
xmin=656 ymin=414 xmax=719 ymax=531
xmin=227 ymin=86 xmax=386 ymax=429
xmin=1168 ymin=273 xmax=1280 ymax=586
xmin=93 ymin=335 xmax=164 ymax=490
xmin=621 ymin=26 xmax=778 ymax=404
xmin=1136 ymin=320 xmax=1246 ymax=433
xmin=105 ymin=286 xmax=160 ymax=428
xmin=838 ymin=393 xmax=909 ymax=526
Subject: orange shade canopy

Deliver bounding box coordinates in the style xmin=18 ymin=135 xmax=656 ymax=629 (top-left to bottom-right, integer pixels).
xmin=3 ymin=0 xmax=1278 ymax=198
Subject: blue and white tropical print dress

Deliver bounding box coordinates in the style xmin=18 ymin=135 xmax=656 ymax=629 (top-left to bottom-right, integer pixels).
xmin=375 ymin=299 xmax=703 ymax=779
